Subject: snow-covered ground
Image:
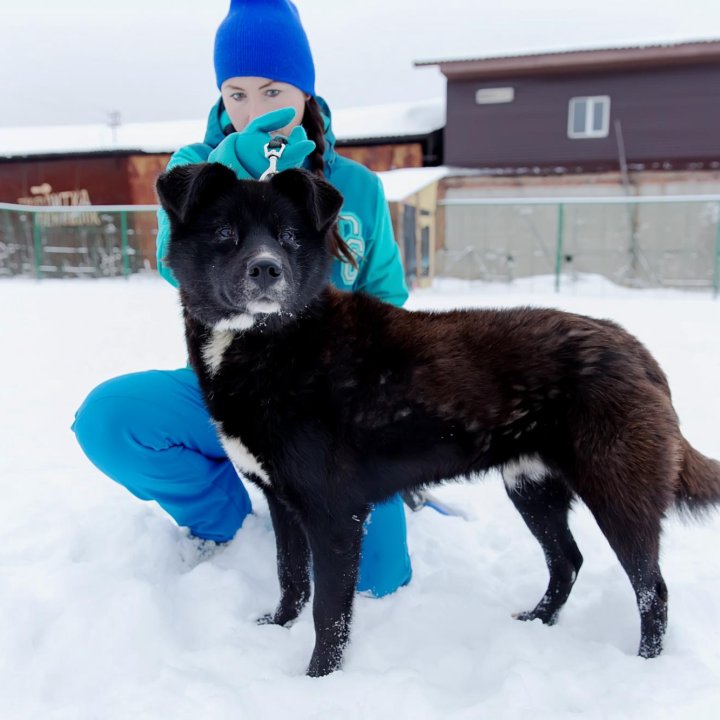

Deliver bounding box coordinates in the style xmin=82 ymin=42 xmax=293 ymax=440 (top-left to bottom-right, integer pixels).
xmin=1 ymin=274 xmax=719 ymax=720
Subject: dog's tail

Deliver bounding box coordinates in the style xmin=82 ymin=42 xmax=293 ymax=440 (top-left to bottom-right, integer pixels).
xmin=674 ymin=437 xmax=720 ymax=516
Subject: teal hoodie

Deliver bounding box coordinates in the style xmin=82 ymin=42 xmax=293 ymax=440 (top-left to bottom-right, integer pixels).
xmin=156 ymin=97 xmax=408 ymax=307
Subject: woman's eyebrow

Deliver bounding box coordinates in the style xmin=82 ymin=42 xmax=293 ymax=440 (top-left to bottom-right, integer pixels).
xmin=225 ymin=81 xmax=277 ymax=91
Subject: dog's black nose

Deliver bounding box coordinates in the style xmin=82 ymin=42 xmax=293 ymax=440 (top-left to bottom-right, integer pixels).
xmin=247 ymin=257 xmax=283 ymax=288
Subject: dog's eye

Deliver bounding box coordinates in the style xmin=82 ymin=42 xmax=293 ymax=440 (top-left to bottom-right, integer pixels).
xmin=278 ymin=229 xmax=299 ymax=249
xmin=216 ymin=225 xmax=236 ymax=242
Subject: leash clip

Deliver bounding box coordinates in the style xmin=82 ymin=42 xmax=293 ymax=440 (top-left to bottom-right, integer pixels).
xmin=259 ymin=136 xmax=288 ymax=181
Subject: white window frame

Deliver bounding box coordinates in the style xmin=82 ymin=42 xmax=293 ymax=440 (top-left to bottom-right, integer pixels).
xmin=567 ymin=96 xmax=611 ymax=139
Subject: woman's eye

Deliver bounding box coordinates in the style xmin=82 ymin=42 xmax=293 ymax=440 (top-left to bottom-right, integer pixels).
xmin=265 ymin=88 xmax=280 ymax=98
xmin=230 ymin=92 xmax=245 ymax=102
xmin=217 ymin=225 xmax=236 ymax=241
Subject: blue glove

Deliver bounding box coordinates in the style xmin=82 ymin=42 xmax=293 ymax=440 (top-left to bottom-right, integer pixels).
xmin=207 ymin=107 xmax=316 ymax=180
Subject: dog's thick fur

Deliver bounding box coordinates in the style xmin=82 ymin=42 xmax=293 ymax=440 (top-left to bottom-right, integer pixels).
xmin=157 ymin=163 xmax=720 ymax=677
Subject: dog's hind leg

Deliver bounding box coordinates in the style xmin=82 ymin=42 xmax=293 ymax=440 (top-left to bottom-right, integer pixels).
xmin=304 ymin=507 xmax=369 ymax=677
xmin=582 ymin=490 xmax=668 ymax=658
xmin=504 ymin=470 xmax=583 ymax=625
xmin=623 ymin=554 xmax=667 ymax=659
xmin=259 ymin=492 xmax=311 ymax=627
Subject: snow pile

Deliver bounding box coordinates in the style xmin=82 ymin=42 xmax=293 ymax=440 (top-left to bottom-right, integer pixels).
xmin=1 ymin=274 xmax=719 ymax=719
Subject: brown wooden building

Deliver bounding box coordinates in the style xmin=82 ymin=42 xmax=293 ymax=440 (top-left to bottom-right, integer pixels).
xmin=0 ymin=152 xmax=166 ymax=206
xmin=0 ymin=139 xmax=441 ymax=207
xmin=416 ymin=40 xmax=720 ymax=174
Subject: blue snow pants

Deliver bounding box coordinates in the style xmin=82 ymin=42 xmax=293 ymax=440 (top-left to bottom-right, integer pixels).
xmin=72 ymin=368 xmax=412 ymax=597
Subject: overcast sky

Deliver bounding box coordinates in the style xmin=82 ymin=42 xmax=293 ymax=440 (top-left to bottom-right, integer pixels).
xmin=2 ymin=0 xmax=719 ymax=128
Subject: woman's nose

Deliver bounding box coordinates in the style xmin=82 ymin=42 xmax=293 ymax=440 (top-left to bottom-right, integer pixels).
xmin=245 ymin=100 xmax=264 ymax=125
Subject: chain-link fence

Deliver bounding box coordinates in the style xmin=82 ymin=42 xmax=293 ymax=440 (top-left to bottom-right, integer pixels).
xmin=439 ymin=195 xmax=720 ymax=296
xmin=0 ymin=203 xmax=159 ymax=279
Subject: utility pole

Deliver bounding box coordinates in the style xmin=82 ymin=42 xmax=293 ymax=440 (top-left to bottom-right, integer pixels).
xmin=107 ymin=110 xmax=122 ymax=146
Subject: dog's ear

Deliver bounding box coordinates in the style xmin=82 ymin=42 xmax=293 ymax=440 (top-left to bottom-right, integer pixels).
xmin=156 ymin=163 xmax=238 ymax=224
xmin=270 ymin=168 xmax=344 ymax=234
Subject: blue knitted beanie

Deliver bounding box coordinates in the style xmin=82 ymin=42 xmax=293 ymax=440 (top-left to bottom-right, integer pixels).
xmin=214 ymin=0 xmax=316 ymax=96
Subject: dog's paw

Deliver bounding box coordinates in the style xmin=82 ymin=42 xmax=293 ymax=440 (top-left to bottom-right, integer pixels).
xmin=512 ymin=608 xmax=559 ymax=625
xmin=256 ymin=611 xmax=298 ymax=628
xmin=256 ymin=612 xmax=278 ymax=626
xmin=307 ymin=652 xmax=343 ymax=677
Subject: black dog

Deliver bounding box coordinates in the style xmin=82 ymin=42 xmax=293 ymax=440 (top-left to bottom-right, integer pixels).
xmin=156 ymin=163 xmax=720 ymax=677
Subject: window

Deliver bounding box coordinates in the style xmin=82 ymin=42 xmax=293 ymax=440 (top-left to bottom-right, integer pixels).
xmin=568 ymin=96 xmax=611 ymax=139
xmin=475 ymin=87 xmax=515 ymax=104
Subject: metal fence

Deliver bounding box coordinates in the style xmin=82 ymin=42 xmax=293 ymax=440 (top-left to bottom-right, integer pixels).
xmin=2 ymin=196 xmax=720 ymax=297
xmin=439 ymin=195 xmax=720 ymax=296
xmin=0 ymin=203 xmax=159 ymax=279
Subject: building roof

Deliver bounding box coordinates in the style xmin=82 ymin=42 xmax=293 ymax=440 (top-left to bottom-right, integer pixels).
xmin=415 ymin=38 xmax=720 ymax=80
xmin=332 ymin=98 xmax=444 ymax=143
xmin=377 ymin=166 xmax=453 ymax=202
xmin=0 ymin=99 xmax=445 ymax=160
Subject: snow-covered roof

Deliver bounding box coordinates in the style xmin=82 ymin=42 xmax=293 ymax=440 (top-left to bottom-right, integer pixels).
xmin=377 ymin=166 xmax=454 ymax=202
xmin=0 ymin=119 xmax=207 ymax=159
xmin=331 ymin=98 xmax=444 ymax=142
xmin=0 ymin=98 xmax=445 ymax=159
xmin=415 ymin=37 xmax=720 ymax=68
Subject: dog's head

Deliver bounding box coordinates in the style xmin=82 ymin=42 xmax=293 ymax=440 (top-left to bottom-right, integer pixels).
xmin=156 ymin=164 xmax=345 ymax=330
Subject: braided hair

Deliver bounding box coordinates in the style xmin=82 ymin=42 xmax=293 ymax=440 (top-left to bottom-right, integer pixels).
xmin=301 ymin=97 xmax=327 ymax=177
xmin=301 ymin=97 xmax=357 ymax=269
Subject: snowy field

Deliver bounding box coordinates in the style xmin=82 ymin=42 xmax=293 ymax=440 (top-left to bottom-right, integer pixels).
xmin=1 ymin=274 xmax=719 ymax=720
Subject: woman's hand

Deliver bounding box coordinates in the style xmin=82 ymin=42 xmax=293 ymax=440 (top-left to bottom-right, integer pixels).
xmin=208 ymin=107 xmax=316 ymax=180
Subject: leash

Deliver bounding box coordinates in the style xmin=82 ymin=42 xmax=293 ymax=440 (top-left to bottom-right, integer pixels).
xmin=401 ymin=488 xmax=470 ymax=520
xmin=259 ymin=136 xmax=288 ymax=181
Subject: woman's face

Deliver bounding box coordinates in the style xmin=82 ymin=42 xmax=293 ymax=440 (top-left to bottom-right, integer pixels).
xmin=220 ymin=77 xmax=308 ymax=134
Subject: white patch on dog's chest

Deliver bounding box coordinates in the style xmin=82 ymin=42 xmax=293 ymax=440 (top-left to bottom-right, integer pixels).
xmin=502 ymin=454 xmax=548 ymax=491
xmin=218 ymin=430 xmax=271 ymax=488
xmin=215 ymin=314 xmax=255 ymax=332
xmin=202 ymin=329 xmax=235 ymax=375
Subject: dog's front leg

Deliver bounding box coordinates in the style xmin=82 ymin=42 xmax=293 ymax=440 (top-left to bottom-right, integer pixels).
xmin=259 ymin=492 xmax=311 ymax=627
xmin=304 ymin=508 xmax=368 ymax=677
